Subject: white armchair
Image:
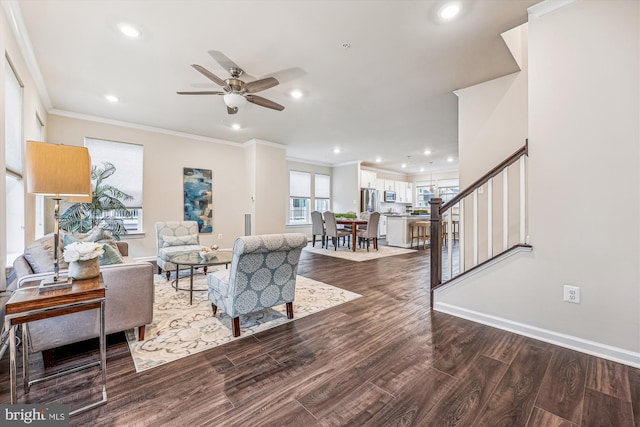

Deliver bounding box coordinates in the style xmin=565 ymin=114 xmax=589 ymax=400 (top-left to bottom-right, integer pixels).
xmin=155 ymin=221 xmax=203 ymax=280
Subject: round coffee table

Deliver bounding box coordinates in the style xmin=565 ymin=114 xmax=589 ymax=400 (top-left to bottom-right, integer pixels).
xmin=166 ymin=251 xmax=233 ymax=305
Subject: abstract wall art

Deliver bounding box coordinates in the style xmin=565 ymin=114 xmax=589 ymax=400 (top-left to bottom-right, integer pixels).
xmin=183 ymin=167 xmax=213 ymax=233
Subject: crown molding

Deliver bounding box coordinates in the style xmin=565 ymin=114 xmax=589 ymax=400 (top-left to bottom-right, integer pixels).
xmin=528 ymin=0 xmax=579 ymax=18
xmin=48 ymin=109 xmax=242 ymax=147
xmin=242 ymin=138 xmax=286 ymax=150
xmin=2 ymin=0 xmax=52 ymax=110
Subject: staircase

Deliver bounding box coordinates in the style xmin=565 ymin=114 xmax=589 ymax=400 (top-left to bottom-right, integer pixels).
xmin=429 ymin=141 xmax=530 ymax=307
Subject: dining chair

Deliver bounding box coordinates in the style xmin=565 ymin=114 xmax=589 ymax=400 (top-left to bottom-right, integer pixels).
xmin=323 ymin=211 xmax=351 ymax=250
xmin=357 ymin=211 xmax=380 ymax=251
xmin=310 ymin=210 xmax=326 ymax=248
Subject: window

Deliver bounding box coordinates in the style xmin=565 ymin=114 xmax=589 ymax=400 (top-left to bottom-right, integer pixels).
xmin=437 ymin=179 xmax=460 ymax=204
xmin=289 ymin=170 xmax=311 ymax=224
xmin=5 ymin=57 xmax=25 ymax=270
xmin=314 ymin=173 xmax=330 ymax=212
xmin=84 ymin=138 xmax=144 ymax=233
xmin=416 ymin=185 xmax=436 ymax=208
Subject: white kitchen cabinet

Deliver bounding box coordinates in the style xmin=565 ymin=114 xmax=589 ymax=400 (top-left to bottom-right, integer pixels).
xmin=384 ymin=180 xmax=396 ymax=192
xmin=396 ymin=181 xmax=407 ymax=202
xmin=375 ymin=178 xmax=386 ymax=194
xmin=406 ymin=182 xmax=413 ymax=204
xmin=361 ymin=170 xmax=377 ymax=188
xmin=379 ymin=216 xmax=387 ymax=236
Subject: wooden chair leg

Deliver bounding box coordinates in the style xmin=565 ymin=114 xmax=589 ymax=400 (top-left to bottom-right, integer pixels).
xmin=286 ymin=302 xmax=294 ymax=319
xmin=157 ymin=266 xmax=162 ymax=275
xmin=312 ymin=235 xmax=317 ymax=247
xmin=374 ymin=238 xmax=378 ymax=250
xmin=204 ymin=266 xmax=208 ymax=275
xmin=166 ymin=271 xmax=171 ymax=281
xmin=42 ymin=349 xmax=55 ymax=368
xmin=138 ymin=325 xmax=146 ymax=341
xmin=232 ymin=317 xmax=241 ymax=337
xmin=211 ymin=303 xmax=218 ymax=316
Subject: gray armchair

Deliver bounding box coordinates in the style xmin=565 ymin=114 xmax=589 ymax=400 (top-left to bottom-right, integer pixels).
xmin=207 ymin=233 xmax=308 ymax=337
xmin=357 ymin=211 xmax=380 ymax=251
xmin=155 ymin=221 xmax=202 ymax=280
xmin=323 ymin=212 xmax=350 ymax=250
xmin=311 ymin=210 xmax=326 ymax=248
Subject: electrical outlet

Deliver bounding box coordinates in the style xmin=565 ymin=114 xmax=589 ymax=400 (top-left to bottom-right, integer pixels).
xmin=563 ymin=285 xmax=580 ymax=304
xmin=217 ymin=233 xmax=223 ymax=240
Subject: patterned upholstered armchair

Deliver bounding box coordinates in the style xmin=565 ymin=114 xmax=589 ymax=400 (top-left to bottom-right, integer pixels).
xmin=207 ymin=233 xmax=308 ymax=337
xmin=155 ymin=221 xmax=202 ymax=280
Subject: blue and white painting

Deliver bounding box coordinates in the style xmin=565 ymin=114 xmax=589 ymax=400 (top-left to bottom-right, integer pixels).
xmin=183 ymin=167 xmax=213 ymax=233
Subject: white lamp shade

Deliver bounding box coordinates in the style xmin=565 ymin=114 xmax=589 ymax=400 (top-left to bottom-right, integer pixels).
xmin=224 ymin=93 xmax=247 ymax=109
xmin=26 ymin=141 xmax=92 ymax=197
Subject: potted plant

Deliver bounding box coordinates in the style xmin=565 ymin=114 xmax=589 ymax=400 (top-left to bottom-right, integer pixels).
xmin=59 ymin=162 xmax=133 ymax=240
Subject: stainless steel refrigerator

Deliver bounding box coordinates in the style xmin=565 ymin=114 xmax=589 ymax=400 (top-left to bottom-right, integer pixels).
xmin=360 ymin=188 xmax=380 ymax=213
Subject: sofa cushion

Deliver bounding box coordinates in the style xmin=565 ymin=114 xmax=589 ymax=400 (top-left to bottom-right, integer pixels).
xmin=162 ymin=234 xmax=199 ymax=248
xmin=23 ymin=232 xmax=68 ymax=273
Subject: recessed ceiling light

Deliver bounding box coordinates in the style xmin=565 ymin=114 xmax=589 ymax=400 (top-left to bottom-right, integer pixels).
xmin=424 ymin=149 xmax=432 ymax=155
xmin=290 ymin=90 xmax=303 ymax=99
xmin=341 ymin=42 xmax=351 ymax=49
xmin=401 ymin=163 xmax=407 ymax=168
xmin=447 ymin=157 xmax=454 ymax=162
xmin=231 ymin=123 xmax=241 ymax=130
xmin=105 ymin=94 xmax=119 ymax=103
xmin=119 ymin=24 xmax=141 ymax=38
xmin=333 ymin=148 xmax=341 ymax=154
xmin=420 ymin=168 xmax=425 ymax=172
xmin=375 ymin=157 xmax=381 ymax=163
xmin=439 ymin=3 xmax=461 ymax=21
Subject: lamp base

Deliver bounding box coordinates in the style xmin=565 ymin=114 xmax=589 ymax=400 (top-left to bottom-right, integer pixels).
xmin=38 ymin=276 xmax=73 ymax=293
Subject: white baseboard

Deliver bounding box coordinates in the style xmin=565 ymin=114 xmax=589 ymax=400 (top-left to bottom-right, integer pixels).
xmin=434 ymin=302 xmax=640 ymax=368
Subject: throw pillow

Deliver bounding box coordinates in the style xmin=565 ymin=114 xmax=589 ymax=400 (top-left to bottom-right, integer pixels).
xmin=99 ymin=243 xmax=124 ymax=266
xmin=162 ymin=234 xmax=199 ymax=247
xmin=23 ymin=232 xmax=68 ymax=273
xmin=63 ymin=233 xmax=125 ymax=266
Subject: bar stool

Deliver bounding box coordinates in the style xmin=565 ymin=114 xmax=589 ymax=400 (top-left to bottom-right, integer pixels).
xmin=410 ymin=221 xmax=430 ymax=249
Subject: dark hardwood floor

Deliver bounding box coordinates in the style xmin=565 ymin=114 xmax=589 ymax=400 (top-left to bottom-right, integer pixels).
xmin=1 ymin=246 xmax=638 ymax=426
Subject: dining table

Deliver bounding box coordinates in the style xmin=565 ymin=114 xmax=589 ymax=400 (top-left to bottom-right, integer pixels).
xmin=336 ymin=218 xmax=369 ymax=251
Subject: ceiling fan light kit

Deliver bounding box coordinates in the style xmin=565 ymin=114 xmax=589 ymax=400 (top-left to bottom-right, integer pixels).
xmin=177 ymin=51 xmax=285 ymax=114
xmin=224 ymin=93 xmax=247 ymax=108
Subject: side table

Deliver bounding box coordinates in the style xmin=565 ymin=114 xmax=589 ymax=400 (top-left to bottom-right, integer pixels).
xmin=4 ymin=274 xmax=107 ymax=416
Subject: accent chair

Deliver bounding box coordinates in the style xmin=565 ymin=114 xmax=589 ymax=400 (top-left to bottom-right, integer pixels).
xmin=155 ymin=221 xmax=203 ymax=280
xmin=207 ymin=233 xmax=308 ymax=337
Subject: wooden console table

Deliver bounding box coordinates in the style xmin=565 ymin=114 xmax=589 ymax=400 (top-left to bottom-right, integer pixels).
xmin=4 ymin=274 xmax=107 ymax=415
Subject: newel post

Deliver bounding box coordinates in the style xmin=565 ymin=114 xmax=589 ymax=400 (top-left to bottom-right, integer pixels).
xmin=429 ymin=198 xmax=443 ymax=308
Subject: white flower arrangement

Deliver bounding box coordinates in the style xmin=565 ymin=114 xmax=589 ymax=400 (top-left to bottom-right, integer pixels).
xmin=63 ymin=241 xmax=105 ymax=262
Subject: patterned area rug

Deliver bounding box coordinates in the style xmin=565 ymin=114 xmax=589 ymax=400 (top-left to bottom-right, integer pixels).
xmin=126 ymin=273 xmax=361 ymax=372
xmin=303 ymin=242 xmax=416 ymax=261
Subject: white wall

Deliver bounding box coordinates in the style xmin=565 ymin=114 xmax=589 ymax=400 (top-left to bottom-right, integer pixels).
xmin=437 ymin=0 xmax=640 ymax=363
xmin=252 ymin=140 xmax=287 ymax=235
xmin=332 ymin=162 xmax=360 ymax=213
xmin=46 ymin=114 xmax=258 ymax=256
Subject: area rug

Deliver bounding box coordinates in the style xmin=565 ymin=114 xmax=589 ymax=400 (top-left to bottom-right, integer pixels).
xmin=303 ymin=242 xmax=416 ymax=261
xmin=125 ymin=273 xmax=361 ymax=372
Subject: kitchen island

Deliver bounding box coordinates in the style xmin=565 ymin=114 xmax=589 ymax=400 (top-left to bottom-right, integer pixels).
xmin=386 ymin=214 xmax=430 ymax=248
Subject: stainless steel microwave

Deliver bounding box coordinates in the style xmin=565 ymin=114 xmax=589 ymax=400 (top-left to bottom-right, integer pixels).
xmin=384 ymin=191 xmax=396 ymax=202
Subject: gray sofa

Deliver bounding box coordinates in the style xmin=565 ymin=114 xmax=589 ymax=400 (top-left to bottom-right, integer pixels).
xmin=8 ymin=233 xmax=154 ymax=365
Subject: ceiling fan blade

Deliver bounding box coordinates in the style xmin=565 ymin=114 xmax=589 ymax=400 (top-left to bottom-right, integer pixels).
xmin=244 ymin=77 xmax=279 ymax=94
xmin=191 ymin=64 xmax=231 ymax=91
xmin=176 ymin=91 xmax=225 ymax=95
xmin=227 ymin=106 xmax=238 ymax=115
xmin=246 ymin=95 xmax=285 ymax=111
xmin=208 ymin=50 xmax=241 ymax=73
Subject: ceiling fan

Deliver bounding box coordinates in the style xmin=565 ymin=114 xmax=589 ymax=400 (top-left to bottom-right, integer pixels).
xmin=177 ymin=50 xmax=285 ymax=115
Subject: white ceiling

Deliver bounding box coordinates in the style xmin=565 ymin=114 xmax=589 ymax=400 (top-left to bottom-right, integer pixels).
xmin=11 ymin=0 xmax=537 ymax=174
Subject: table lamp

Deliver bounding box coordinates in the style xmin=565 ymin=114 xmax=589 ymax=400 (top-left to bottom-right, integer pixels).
xmin=25 ymin=141 xmax=91 ymax=289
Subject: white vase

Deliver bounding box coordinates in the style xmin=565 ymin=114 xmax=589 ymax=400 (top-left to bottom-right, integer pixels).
xmin=68 ymin=258 xmax=100 ymax=280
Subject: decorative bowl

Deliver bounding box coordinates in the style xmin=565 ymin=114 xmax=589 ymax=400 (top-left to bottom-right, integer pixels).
xmin=199 ymin=249 xmax=218 ymax=260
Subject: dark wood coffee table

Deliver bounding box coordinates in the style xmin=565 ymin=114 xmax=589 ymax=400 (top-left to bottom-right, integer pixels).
xmin=167 ymin=251 xmax=233 ymax=304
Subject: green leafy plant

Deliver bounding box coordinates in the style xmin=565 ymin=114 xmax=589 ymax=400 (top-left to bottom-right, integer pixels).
xmin=335 ymin=213 xmax=358 ymax=219
xmin=59 ymin=162 xmax=133 ymax=239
